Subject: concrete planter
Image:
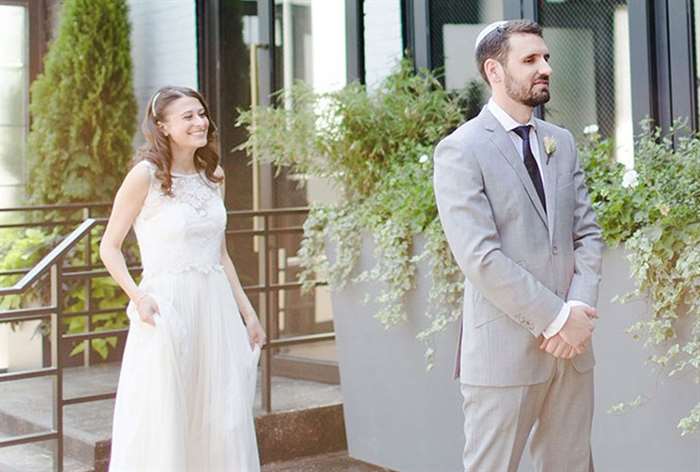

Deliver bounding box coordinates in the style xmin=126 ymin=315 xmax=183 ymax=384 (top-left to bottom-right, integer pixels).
xmin=329 ymin=238 xmax=700 ymax=471
xmin=588 ymin=246 xmax=700 ymax=471
xmin=329 ymin=234 xmax=463 ymax=472
xmin=5 ymin=320 xmax=43 ymax=372
xmin=0 ymin=324 xmax=8 ymax=372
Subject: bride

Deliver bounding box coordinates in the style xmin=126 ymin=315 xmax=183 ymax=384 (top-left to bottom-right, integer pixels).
xmin=100 ymin=86 xmax=266 ymax=471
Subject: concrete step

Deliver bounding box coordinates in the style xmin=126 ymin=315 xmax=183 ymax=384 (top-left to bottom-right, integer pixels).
xmin=0 ymin=363 xmax=345 ymax=471
xmin=261 ymin=451 xmax=393 ymax=472
xmin=0 ymin=441 xmax=93 ymax=472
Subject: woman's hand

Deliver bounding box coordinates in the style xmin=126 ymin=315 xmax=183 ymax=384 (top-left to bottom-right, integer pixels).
xmin=134 ymin=293 xmax=159 ymax=327
xmin=245 ymin=315 xmax=267 ymax=350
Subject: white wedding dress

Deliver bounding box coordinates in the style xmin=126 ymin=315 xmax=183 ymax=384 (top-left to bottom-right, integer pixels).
xmin=109 ymin=160 xmax=261 ymax=472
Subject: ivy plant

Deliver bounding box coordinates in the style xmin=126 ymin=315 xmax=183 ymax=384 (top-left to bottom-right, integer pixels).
xmin=237 ymin=60 xmax=471 ymax=368
xmin=581 ymin=122 xmax=700 ymax=436
xmin=239 ymin=60 xmax=700 ymax=435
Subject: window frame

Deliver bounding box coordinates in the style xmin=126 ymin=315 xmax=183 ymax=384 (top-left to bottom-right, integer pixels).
xmin=0 ymin=0 xmax=46 ymax=83
xmin=400 ymin=0 xmax=700 ymax=133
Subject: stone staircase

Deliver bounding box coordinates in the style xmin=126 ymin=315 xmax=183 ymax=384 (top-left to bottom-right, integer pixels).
xmin=0 ymin=363 xmax=355 ymax=472
xmin=262 ymin=451 xmax=392 ymax=471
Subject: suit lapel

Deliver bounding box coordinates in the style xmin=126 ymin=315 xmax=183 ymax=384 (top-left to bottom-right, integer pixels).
xmin=480 ymin=109 xmax=548 ymax=228
xmin=535 ymin=120 xmax=558 ymax=244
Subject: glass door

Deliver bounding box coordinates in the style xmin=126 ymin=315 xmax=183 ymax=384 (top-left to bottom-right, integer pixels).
xmin=252 ymin=0 xmax=346 ymax=382
xmin=0 ymin=3 xmax=29 ymax=210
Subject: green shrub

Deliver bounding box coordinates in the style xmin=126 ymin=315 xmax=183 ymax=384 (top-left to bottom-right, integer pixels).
xmin=237 ymin=60 xmax=470 ymax=368
xmin=0 ymin=226 xmax=132 ymax=360
xmin=3 ymin=0 xmax=138 ymax=359
xmin=240 ymin=58 xmax=700 ymax=435
xmin=26 ymin=0 xmax=137 ymax=204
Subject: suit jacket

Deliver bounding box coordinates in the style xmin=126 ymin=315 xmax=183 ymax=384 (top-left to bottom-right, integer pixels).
xmin=433 ymin=107 xmax=603 ymax=386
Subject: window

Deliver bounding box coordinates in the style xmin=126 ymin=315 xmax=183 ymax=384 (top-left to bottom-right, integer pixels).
xmin=540 ymin=0 xmax=633 ymax=166
xmin=364 ymin=0 xmax=402 ymax=89
xmin=0 ymin=4 xmax=29 ymax=207
xmin=425 ymin=0 xmax=502 ymax=118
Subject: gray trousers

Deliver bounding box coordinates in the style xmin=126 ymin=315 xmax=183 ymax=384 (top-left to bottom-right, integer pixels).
xmin=461 ymin=359 xmax=594 ymax=472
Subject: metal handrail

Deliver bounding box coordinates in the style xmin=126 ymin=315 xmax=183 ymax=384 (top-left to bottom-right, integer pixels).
xmin=0 ymin=219 xmax=100 ymax=471
xmin=0 ymin=202 xmax=111 ymax=212
xmin=0 ymin=218 xmax=97 ymax=296
xmin=0 ymin=203 xmax=308 ymax=215
xmin=0 ymin=205 xmax=336 ymax=470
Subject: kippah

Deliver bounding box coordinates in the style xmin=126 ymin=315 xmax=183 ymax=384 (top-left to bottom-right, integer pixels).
xmin=474 ymin=20 xmax=509 ymax=52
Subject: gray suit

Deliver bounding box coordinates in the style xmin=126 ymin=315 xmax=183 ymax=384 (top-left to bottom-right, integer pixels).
xmin=434 ymin=107 xmax=603 ymax=471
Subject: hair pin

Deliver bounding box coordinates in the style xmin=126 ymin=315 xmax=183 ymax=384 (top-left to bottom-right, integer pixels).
xmin=151 ymin=92 xmax=161 ymax=117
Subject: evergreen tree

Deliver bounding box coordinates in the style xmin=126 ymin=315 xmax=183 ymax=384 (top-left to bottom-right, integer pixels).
xmin=27 ymin=0 xmax=136 ymax=204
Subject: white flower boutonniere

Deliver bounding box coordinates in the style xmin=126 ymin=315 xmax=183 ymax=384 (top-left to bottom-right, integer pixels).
xmin=543 ymin=136 xmax=557 ymax=165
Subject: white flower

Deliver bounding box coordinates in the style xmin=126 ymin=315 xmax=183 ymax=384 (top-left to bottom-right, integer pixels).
xmin=419 ymin=154 xmax=429 ymax=164
xmin=543 ymin=136 xmax=557 ymax=165
xmin=583 ymin=124 xmax=599 ymax=135
xmin=543 ymin=136 xmax=557 ymax=156
xmin=622 ymin=169 xmax=639 ymax=188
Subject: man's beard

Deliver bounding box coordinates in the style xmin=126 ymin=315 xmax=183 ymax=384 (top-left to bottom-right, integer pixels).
xmin=504 ymin=70 xmax=550 ymax=107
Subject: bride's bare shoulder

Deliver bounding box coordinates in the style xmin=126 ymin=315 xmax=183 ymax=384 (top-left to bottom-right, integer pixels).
xmin=118 ymin=160 xmax=152 ymax=196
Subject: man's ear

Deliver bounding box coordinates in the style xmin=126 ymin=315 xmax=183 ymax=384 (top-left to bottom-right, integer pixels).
xmin=484 ymin=58 xmax=503 ymax=85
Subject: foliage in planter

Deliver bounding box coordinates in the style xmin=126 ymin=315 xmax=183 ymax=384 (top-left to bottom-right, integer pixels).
xmin=0 ymin=228 xmax=61 ymax=317
xmin=239 ymin=53 xmax=700 ymax=433
xmin=0 ymin=227 xmax=133 ymax=360
xmin=26 ymin=0 xmax=137 ymax=204
xmin=580 ymin=123 xmax=700 ymax=435
xmin=237 ymin=61 xmax=469 ymax=366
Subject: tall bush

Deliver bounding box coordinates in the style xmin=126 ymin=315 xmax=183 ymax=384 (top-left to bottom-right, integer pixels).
xmin=26 ymin=0 xmax=137 ymax=204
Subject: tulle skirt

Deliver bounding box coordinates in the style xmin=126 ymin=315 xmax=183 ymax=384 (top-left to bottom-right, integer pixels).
xmin=108 ymin=268 xmax=261 ymax=472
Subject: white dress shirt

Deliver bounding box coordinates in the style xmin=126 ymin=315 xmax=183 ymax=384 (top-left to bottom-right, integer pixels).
xmin=486 ymin=98 xmax=587 ymax=338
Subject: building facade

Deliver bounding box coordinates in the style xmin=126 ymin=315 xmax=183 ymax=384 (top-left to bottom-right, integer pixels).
xmin=3 ymin=0 xmax=700 ymax=383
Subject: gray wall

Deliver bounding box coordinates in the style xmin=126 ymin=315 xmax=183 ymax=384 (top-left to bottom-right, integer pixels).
xmin=332 ymin=239 xmax=700 ymax=471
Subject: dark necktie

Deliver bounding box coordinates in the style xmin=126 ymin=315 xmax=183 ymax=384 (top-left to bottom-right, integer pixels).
xmin=512 ymin=125 xmax=546 ymax=213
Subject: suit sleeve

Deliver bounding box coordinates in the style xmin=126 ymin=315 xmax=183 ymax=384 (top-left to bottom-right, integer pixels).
xmin=433 ymin=136 xmax=564 ymax=337
xmin=564 ymin=130 xmax=604 ymax=306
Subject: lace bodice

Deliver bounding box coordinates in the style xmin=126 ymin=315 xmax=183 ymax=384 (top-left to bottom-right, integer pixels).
xmin=133 ymin=160 xmax=226 ymax=278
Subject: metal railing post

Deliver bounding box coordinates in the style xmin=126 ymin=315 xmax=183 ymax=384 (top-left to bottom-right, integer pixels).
xmin=83 ymin=207 xmax=92 ymax=367
xmin=0 ymin=207 xmax=338 ymax=460
xmin=50 ymin=262 xmax=64 ymax=472
xmin=261 ymin=214 xmax=273 ymax=413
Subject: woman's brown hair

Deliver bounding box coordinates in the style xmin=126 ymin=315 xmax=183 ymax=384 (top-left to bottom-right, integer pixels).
xmin=133 ymin=86 xmax=223 ymax=195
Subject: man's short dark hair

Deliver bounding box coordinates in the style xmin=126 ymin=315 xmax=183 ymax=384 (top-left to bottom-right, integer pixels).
xmin=475 ymin=20 xmax=543 ymax=85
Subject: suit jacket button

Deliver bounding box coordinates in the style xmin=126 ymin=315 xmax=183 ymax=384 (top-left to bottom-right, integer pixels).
xmin=552 ymin=246 xmax=559 ymax=255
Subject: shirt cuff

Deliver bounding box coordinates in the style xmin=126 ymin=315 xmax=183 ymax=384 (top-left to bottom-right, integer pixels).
xmin=542 ymin=300 xmax=590 ymax=338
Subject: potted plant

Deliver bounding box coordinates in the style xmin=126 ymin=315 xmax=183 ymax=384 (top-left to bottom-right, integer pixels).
xmin=577 ymin=124 xmax=700 ymax=471
xmin=238 ymin=61 xmax=700 ymax=470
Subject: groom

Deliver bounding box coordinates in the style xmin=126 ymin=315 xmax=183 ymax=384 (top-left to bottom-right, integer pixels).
xmin=434 ymin=20 xmax=603 ymax=471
